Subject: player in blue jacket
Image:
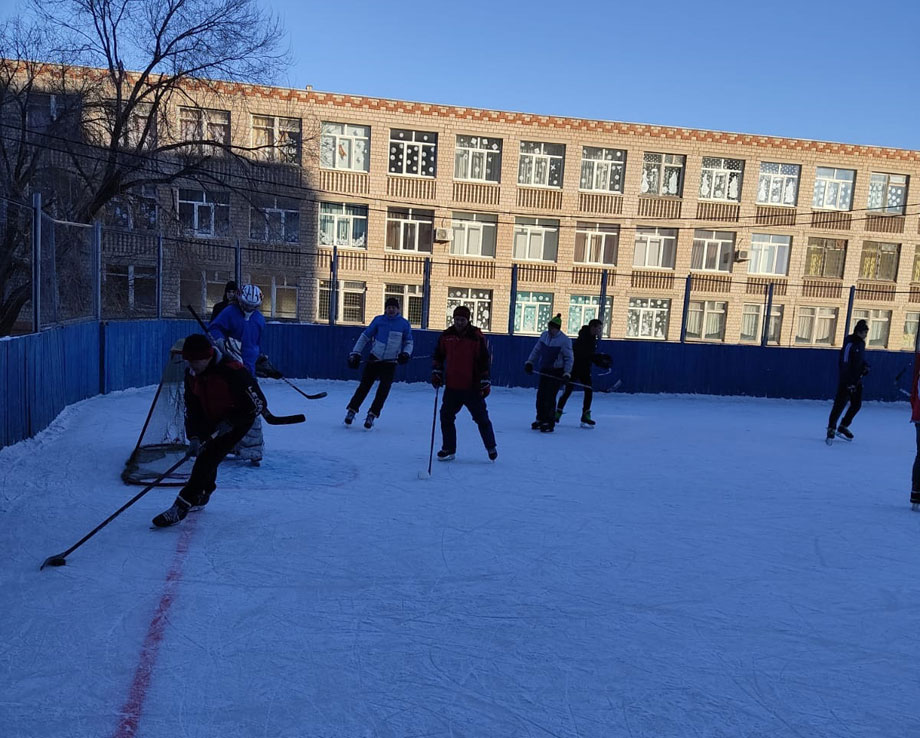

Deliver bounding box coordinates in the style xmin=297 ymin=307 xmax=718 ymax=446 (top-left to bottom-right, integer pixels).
xmin=345 ymin=297 xmax=414 ymax=429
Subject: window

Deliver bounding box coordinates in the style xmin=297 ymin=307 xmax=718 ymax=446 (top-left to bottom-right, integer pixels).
xmin=518 ymin=141 xmax=565 ymax=188
xmin=105 ymin=185 xmax=157 ymax=230
xmin=699 ymin=157 xmax=744 ymax=202
xmin=580 ymin=147 xmax=626 ymax=193
xmin=252 ymin=115 xmax=301 ymax=163
xmin=386 ymin=208 xmax=434 ymax=252
xmin=685 ymin=300 xmax=727 ymax=342
xmin=795 ymin=306 xmax=838 ymax=345
xmin=179 ymin=107 xmax=230 ymax=144
xmin=574 ymin=222 xmax=618 ymax=266
xmin=740 ymin=303 xmax=784 ymax=344
xmin=447 ymin=287 xmax=493 ymax=331
xmin=180 ymin=269 xmax=232 ymax=316
xmin=385 ymin=283 xmax=424 ymax=326
xmin=748 ymin=233 xmax=790 ymax=276
xmin=805 ymin=238 xmax=846 ymax=279
xmin=450 ymin=212 xmax=497 ymax=257
xmin=757 ymin=162 xmax=800 ymax=206
xmin=903 ymin=312 xmax=919 ymax=351
xmin=691 ymin=230 xmax=736 ymax=272
xmin=119 ymin=102 xmax=156 ymax=150
xmin=249 ymin=272 xmax=297 ymax=319
xmin=319 ymin=203 xmax=368 ymax=248
xmin=249 ymin=195 xmax=300 ymax=243
xmin=455 ymin=135 xmax=502 ymax=183
xmin=318 ymin=280 xmax=365 ymax=323
xmin=320 ymin=122 xmax=370 ymax=172
xmin=177 ymin=189 xmax=230 ymax=238
xmin=859 ymin=241 xmax=900 ymax=281
xmin=812 ymin=167 xmax=855 ymax=210
xmin=640 ymin=153 xmax=685 ymax=197
xmin=626 ymin=297 xmax=670 ymax=340
xmin=568 ymin=295 xmax=612 ymax=337
xmin=851 ymin=309 xmax=891 ymax=348
xmin=512 ymin=217 xmax=559 ymax=262
xmin=514 ymin=291 xmax=554 ymax=334
xmin=913 ymin=253 xmax=920 ymax=282
xmin=26 ymin=92 xmax=79 ymax=134
xmin=633 ymin=227 xmax=677 ymax=269
xmin=867 ymin=172 xmax=908 ymax=214
xmin=389 ymin=129 xmax=437 ymax=177
xmin=103 ymin=264 xmax=156 ymax=316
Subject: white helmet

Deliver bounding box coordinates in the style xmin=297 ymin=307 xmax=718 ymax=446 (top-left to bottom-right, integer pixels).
xmin=238 ymin=284 xmax=263 ymax=311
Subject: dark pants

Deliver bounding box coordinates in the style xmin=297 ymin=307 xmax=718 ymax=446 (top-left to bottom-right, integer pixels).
xmin=536 ymin=369 xmax=565 ymax=425
xmin=827 ymin=381 xmax=862 ymax=429
xmin=557 ymin=370 xmax=592 ymax=415
xmin=348 ymin=359 xmax=397 ymax=417
xmin=177 ymin=420 xmax=252 ymax=508
xmin=440 ymin=388 xmax=496 ymax=453
xmin=912 ymin=424 xmax=920 ymax=493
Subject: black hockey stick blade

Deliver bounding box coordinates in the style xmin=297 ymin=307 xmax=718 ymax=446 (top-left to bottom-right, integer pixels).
xmin=261 ymin=409 xmax=305 ymax=425
xmin=304 ymin=391 xmax=327 ymax=400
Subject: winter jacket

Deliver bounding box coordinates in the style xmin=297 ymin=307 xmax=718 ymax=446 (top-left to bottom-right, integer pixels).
xmin=433 ymin=325 xmax=491 ymax=391
xmin=184 ymin=356 xmax=263 ymax=440
xmin=210 ymin=299 xmax=232 ymax=322
xmin=910 ymin=355 xmax=920 ymax=423
xmin=837 ymin=332 xmax=869 ymax=387
xmin=571 ymin=325 xmax=611 ymax=376
xmin=209 ymin=304 xmax=266 ymax=375
xmin=352 ymin=313 xmax=414 ymax=361
xmin=527 ymin=330 xmax=574 ymax=374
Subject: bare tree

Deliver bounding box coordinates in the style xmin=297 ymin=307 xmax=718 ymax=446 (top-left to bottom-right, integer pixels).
xmin=0 ymin=0 xmax=291 ymax=335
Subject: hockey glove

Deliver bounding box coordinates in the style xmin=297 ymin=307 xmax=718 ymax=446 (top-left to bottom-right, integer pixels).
xmin=214 ymin=421 xmax=234 ymax=438
xmin=524 ymin=362 xmax=534 ymax=375
xmin=430 ymin=370 xmax=443 ymax=388
xmin=397 ymin=352 xmax=410 ymax=365
xmin=480 ymin=379 xmax=491 ymax=398
xmin=187 ymin=438 xmax=201 ymax=457
xmin=347 ymin=353 xmax=361 ymax=370
xmin=256 ymin=354 xmax=283 ymax=379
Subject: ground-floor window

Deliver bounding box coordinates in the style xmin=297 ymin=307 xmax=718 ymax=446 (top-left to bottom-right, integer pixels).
xmin=685 ymin=300 xmax=727 ymax=342
xmin=514 ymin=291 xmax=553 ymax=334
xmin=568 ymin=295 xmax=612 ymax=337
xmin=318 ymin=279 xmax=365 ymax=324
xmin=446 ymin=286 xmax=493 ymax=330
xmin=795 ymin=306 xmax=837 ymax=345
xmin=626 ymin=297 xmax=670 ymax=340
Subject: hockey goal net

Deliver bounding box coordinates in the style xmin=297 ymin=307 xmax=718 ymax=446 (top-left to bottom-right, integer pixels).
xmin=121 ymin=339 xmax=194 ymax=486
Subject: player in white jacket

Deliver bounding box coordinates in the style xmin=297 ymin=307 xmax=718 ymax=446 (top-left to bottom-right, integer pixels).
xmin=524 ymin=313 xmax=574 ymax=433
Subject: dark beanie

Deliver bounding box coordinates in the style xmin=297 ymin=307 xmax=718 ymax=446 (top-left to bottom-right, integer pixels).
xmin=385 ymin=297 xmax=400 ymax=309
xmin=225 ymin=280 xmax=238 ymax=292
xmin=181 ymin=333 xmax=214 ymax=361
xmin=453 ymin=305 xmax=471 ymax=320
xmin=548 ymin=313 xmax=562 ymax=329
xmin=854 ymin=319 xmax=869 ymax=333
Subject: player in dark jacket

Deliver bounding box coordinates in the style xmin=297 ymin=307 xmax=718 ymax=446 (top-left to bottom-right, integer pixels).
xmin=210 ymin=280 xmax=238 ymax=322
xmin=556 ymin=319 xmax=611 ymax=427
xmin=431 ymin=305 xmax=497 ymax=461
xmin=826 ymin=319 xmax=870 ymax=443
xmin=152 ymin=333 xmax=264 ymax=527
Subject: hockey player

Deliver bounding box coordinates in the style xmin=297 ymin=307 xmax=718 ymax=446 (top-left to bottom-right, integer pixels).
xmin=524 ymin=313 xmax=574 ymax=433
xmin=826 ymin=318 xmax=870 ymax=444
xmin=345 ymin=297 xmax=413 ymax=429
xmin=909 ymin=353 xmax=920 ymax=509
xmin=431 ymin=305 xmax=497 ymax=462
xmin=152 ymin=333 xmax=263 ymax=527
xmin=210 ymin=280 xmax=238 ymax=322
xmin=555 ymin=318 xmax=611 ymax=427
xmin=209 ymin=284 xmax=267 ymax=465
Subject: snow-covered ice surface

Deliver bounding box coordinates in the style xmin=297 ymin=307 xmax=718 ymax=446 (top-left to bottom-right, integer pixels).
xmin=2 ymin=379 xmax=919 ymax=738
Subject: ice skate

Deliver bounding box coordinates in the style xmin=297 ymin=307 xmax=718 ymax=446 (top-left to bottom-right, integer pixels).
xmin=580 ymin=411 xmax=596 ymax=429
xmin=487 ymin=447 xmax=498 ymax=462
xmin=531 ymin=420 xmax=541 ymax=430
xmin=825 ymin=427 xmax=835 ymax=445
xmin=836 ymin=425 xmax=854 ymax=441
xmin=554 ymin=408 xmax=563 ymax=423
xmin=437 ymin=449 xmax=455 ymax=461
xmin=540 ymin=422 xmax=554 ymax=433
xmin=344 ymin=408 xmax=357 ymax=426
xmin=364 ymin=412 xmax=376 ymax=430
xmin=152 ymin=502 xmax=188 ymax=528
xmin=911 ymin=491 xmax=920 ymax=511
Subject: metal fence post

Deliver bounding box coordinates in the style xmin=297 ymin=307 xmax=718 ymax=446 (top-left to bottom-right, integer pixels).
xmin=156 ymin=233 xmax=163 ymax=319
xmin=598 ymin=269 xmax=609 ymax=324
xmin=679 ymin=274 xmax=692 ymax=343
xmin=93 ymin=221 xmax=102 ymax=321
xmin=761 ymin=282 xmax=774 ymax=347
xmin=235 ymin=239 xmax=242 ymax=286
xmin=329 ymin=245 xmax=338 ymax=326
xmin=31 ymin=192 xmax=41 ymax=332
xmin=421 ymin=257 xmax=431 ymax=329
xmin=844 ymin=285 xmax=856 ymax=337
xmin=508 ymin=264 xmax=518 ymax=335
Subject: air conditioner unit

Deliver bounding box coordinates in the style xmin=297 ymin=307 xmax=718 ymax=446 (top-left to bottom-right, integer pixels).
xmin=434 ymin=227 xmax=451 ymax=242
xmin=735 ymin=249 xmax=750 ymax=262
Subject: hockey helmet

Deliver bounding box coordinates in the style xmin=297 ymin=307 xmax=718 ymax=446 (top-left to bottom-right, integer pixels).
xmin=238 ymin=284 xmax=263 ymax=311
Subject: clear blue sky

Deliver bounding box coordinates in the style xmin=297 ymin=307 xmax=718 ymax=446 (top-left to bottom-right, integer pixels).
xmin=6 ymin=0 xmax=920 ymax=149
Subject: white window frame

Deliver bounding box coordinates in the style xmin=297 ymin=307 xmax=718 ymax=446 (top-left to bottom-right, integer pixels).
xmin=179 ymin=106 xmax=230 ymax=145
xmin=447 ymin=287 xmax=493 ymax=331
xmin=180 ymin=268 xmax=233 ymax=317
xmin=514 ymin=290 xmax=554 ymax=335
xmin=756 ymin=162 xmax=800 ymax=206
xmin=691 ymin=230 xmax=736 ymax=273
xmin=518 ymin=141 xmax=565 ymax=188
xmin=384 ymin=283 xmax=424 ymax=326
xmin=795 ymin=306 xmax=838 ymax=346
xmin=177 ymin=189 xmax=230 ymax=238
xmin=633 ymin=227 xmax=677 ymax=269
xmin=103 ymin=263 xmax=157 ymax=313
xmin=640 ymin=152 xmax=685 ymax=197
xmin=580 ymin=147 xmax=626 ymax=193
xmin=850 ymin=309 xmax=891 ymax=348
xmin=454 ymin=135 xmax=502 ymax=183
xmin=626 ymin=297 xmax=670 ymax=340
xmin=386 ymin=208 xmax=434 ymax=253
xmin=251 ymin=114 xmax=302 ymax=163
xmin=568 ymin=295 xmax=612 ymax=337
xmin=320 ymin=122 xmax=370 ymax=172
xmin=319 ymin=202 xmax=368 ymax=248
xmin=450 ymin=212 xmax=497 ymax=258
xmin=685 ymin=300 xmax=727 ymax=342
xmin=867 ymin=172 xmax=908 ymax=215
xmin=512 ymin=217 xmax=559 ymax=262
xmin=248 ymin=272 xmax=298 ymax=319
xmin=699 ymin=157 xmax=744 ymax=202
xmin=107 ymin=184 xmax=158 ymax=231
xmin=249 ymin=196 xmax=300 ymax=243
xmin=903 ymin=312 xmax=920 ymax=351
xmin=318 ymin=279 xmax=365 ymax=324
xmin=812 ymin=167 xmax=855 ymax=211
xmin=574 ymin=222 xmax=619 ymax=266
xmin=740 ymin=303 xmax=784 ymax=344
xmin=748 ymin=233 xmax=790 ymax=276
xmin=389 ymin=129 xmax=438 ymax=177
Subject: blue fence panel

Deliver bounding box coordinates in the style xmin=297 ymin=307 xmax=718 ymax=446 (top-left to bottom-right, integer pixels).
xmin=102 ymin=320 xmax=198 ymax=392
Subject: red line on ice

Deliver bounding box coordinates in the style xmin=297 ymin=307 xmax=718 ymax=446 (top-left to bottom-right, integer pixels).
xmin=112 ymin=516 xmax=198 ymax=738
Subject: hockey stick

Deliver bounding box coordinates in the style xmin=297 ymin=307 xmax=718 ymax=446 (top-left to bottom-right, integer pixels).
xmin=530 ymin=369 xmax=623 ymax=393
xmin=419 ymin=386 xmax=440 ymax=479
xmin=278 ymin=377 xmax=327 ymax=401
xmin=41 ymin=451 xmax=192 ymax=569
